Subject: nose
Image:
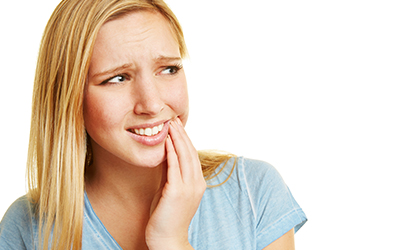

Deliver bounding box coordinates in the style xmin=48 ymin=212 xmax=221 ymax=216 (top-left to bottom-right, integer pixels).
xmin=133 ymin=75 xmax=164 ymax=116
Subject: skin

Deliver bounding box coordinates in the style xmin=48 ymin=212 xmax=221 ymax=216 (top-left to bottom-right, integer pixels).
xmin=83 ymin=9 xmax=294 ymax=250
xmin=84 ymin=10 xmax=204 ymax=249
xmin=263 ymin=228 xmax=295 ymax=250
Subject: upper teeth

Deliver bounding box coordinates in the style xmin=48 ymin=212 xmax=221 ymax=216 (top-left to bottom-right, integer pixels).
xmin=133 ymin=123 xmax=164 ymax=136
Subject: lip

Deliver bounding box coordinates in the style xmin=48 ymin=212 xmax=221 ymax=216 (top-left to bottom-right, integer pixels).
xmin=126 ymin=120 xmax=170 ymax=146
xmin=126 ymin=120 xmax=168 ymax=130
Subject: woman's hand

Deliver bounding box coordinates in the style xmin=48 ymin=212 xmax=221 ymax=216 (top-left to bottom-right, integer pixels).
xmin=145 ymin=118 xmax=206 ymax=250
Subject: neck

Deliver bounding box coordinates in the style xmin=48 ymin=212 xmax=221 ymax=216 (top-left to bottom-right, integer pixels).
xmin=85 ymin=155 xmax=167 ymax=208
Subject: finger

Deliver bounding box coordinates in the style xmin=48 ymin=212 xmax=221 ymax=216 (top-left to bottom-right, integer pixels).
xmin=169 ymin=120 xmax=196 ymax=180
xmin=169 ymin=120 xmax=191 ymax=163
xmin=174 ymin=119 xmax=202 ymax=174
xmin=170 ymin=120 xmax=203 ymax=182
xmin=174 ymin=118 xmax=198 ymax=157
xmin=165 ymin=134 xmax=181 ymax=183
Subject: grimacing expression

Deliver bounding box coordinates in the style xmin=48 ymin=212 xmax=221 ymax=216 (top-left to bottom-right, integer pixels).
xmin=83 ymin=10 xmax=189 ymax=169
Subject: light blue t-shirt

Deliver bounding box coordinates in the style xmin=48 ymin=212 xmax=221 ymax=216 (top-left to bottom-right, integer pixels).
xmin=0 ymin=157 xmax=307 ymax=249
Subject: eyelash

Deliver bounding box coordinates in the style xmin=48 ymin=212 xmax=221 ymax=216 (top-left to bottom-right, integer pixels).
xmin=159 ymin=64 xmax=183 ymax=75
xmin=100 ymin=64 xmax=183 ymax=85
xmin=100 ymin=74 xmax=129 ymax=85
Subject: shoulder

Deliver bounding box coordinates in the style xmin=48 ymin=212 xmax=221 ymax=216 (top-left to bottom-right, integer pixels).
xmin=208 ymin=156 xmax=285 ymax=190
xmin=217 ymin=157 xmax=307 ymax=240
xmin=240 ymin=157 xmax=289 ymax=195
xmin=1 ymin=195 xmax=35 ymax=228
xmin=1 ymin=195 xmax=35 ymax=220
xmin=238 ymin=158 xmax=307 ymax=248
xmin=193 ymin=157 xmax=306 ymax=249
xmin=0 ymin=195 xmax=37 ymax=249
xmin=240 ymin=157 xmax=282 ymax=181
xmin=204 ymin=156 xmax=295 ymax=217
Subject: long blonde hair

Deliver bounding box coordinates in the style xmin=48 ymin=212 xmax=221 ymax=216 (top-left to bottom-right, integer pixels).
xmin=27 ymin=0 xmax=235 ymax=249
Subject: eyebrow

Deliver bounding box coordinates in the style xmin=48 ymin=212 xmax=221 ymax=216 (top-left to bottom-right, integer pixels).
xmin=154 ymin=55 xmax=182 ymax=62
xmin=91 ymin=63 xmax=132 ymax=79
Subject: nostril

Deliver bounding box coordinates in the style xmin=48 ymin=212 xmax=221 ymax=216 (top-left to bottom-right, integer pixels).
xmin=134 ymin=102 xmax=164 ymax=116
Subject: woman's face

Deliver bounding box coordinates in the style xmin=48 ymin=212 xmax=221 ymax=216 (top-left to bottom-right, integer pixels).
xmin=84 ymin=11 xmax=189 ymax=169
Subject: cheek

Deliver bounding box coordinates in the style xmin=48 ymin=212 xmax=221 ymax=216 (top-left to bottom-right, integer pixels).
xmin=169 ymin=83 xmax=189 ymax=125
xmin=167 ymin=82 xmax=189 ymax=114
xmin=83 ymin=90 xmax=128 ymax=134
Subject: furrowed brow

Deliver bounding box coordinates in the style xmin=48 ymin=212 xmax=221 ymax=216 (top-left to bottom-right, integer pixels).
xmin=91 ymin=63 xmax=132 ymax=78
xmin=154 ymin=55 xmax=182 ymax=63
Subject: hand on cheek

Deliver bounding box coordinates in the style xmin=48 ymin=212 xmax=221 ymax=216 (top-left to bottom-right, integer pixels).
xmin=145 ymin=119 xmax=206 ymax=250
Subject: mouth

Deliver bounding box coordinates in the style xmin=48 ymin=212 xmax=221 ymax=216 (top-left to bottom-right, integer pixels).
xmin=126 ymin=121 xmax=170 ymax=146
xmin=128 ymin=123 xmax=164 ymax=137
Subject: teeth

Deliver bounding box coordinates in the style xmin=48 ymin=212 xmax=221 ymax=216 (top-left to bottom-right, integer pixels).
xmin=131 ymin=123 xmax=164 ymax=136
xmin=144 ymin=128 xmax=152 ymax=136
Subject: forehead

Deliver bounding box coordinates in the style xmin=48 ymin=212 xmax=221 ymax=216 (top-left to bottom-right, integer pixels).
xmin=91 ymin=10 xmax=180 ymax=67
xmin=101 ymin=10 xmax=177 ymax=39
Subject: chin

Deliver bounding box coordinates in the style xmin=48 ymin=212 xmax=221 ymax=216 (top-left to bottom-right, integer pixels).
xmin=129 ymin=148 xmax=167 ymax=169
xmin=139 ymin=157 xmax=166 ymax=169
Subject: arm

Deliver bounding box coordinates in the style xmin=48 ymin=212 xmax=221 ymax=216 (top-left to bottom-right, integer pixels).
xmin=262 ymin=228 xmax=295 ymax=250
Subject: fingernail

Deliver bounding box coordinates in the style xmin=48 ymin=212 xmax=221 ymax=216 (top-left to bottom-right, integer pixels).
xmin=177 ymin=117 xmax=183 ymax=126
xmin=169 ymin=121 xmax=176 ymax=129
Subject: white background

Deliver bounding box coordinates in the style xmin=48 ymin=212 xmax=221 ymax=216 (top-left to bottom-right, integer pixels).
xmin=1 ymin=0 xmax=399 ymax=249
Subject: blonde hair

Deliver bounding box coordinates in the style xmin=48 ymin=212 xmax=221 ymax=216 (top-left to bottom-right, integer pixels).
xmin=27 ymin=0 xmax=235 ymax=249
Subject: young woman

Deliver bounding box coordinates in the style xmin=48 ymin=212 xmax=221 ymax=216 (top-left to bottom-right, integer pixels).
xmin=0 ymin=0 xmax=306 ymax=249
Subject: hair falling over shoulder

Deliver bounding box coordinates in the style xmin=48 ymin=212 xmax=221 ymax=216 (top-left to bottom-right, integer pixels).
xmin=26 ymin=0 xmax=236 ymax=249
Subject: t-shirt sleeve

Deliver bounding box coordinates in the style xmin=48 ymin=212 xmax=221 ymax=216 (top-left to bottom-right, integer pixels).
xmin=241 ymin=158 xmax=307 ymax=249
xmin=0 ymin=196 xmax=35 ymax=250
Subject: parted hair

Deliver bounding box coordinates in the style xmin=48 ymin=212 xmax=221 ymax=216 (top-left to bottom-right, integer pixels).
xmin=26 ymin=0 xmax=235 ymax=249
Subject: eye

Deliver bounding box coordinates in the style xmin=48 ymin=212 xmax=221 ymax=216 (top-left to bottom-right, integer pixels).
xmin=101 ymin=74 xmax=127 ymax=85
xmin=108 ymin=75 xmax=126 ymax=83
xmin=159 ymin=64 xmax=183 ymax=75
